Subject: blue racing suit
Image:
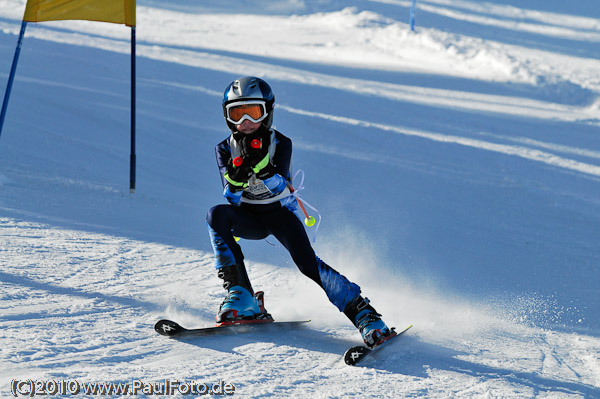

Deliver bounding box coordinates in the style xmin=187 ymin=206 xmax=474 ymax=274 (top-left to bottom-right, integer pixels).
xmin=206 ymin=127 xmax=361 ymax=311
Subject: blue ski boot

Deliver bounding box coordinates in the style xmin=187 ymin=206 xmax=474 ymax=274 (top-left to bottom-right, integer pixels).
xmin=344 ymin=296 xmax=395 ymax=347
xmin=216 ymin=285 xmax=261 ymax=322
xmin=215 ymin=263 xmax=272 ymax=324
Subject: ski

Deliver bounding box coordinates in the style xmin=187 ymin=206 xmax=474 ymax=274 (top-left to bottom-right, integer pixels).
xmin=154 ymin=319 xmax=310 ymax=338
xmin=343 ymin=324 xmax=413 ymax=366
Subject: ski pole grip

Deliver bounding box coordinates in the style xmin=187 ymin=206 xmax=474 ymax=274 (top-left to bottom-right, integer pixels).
xmin=250 ymin=139 xmax=262 ymax=149
xmin=232 ymin=156 xmax=243 ymax=167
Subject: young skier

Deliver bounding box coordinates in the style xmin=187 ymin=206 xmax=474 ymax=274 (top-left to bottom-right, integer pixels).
xmin=206 ymin=76 xmax=394 ymax=347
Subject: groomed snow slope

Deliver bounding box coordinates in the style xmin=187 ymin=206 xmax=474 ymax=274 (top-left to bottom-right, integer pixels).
xmin=1 ymin=0 xmax=599 ymax=397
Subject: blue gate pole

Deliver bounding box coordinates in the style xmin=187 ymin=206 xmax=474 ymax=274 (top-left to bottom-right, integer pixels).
xmin=409 ymin=0 xmax=417 ymax=31
xmin=130 ymin=25 xmax=136 ymax=193
xmin=0 ymin=20 xmax=28 ymax=139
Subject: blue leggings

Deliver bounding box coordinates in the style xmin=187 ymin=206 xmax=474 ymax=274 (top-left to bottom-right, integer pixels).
xmin=206 ymin=203 xmax=360 ymax=311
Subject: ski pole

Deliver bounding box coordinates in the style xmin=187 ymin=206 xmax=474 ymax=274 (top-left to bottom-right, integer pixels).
xmin=287 ymin=183 xmax=316 ymax=226
xmin=233 ymin=156 xmax=315 ymax=228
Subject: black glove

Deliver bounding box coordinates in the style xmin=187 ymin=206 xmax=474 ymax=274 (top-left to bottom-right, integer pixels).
xmin=224 ymin=157 xmax=253 ymax=191
xmin=240 ymin=133 xmax=270 ymax=166
xmin=255 ymin=162 xmax=275 ymax=180
xmin=240 ymin=133 xmax=275 ymax=179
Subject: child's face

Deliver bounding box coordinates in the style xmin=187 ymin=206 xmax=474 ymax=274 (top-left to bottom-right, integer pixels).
xmin=236 ymin=119 xmax=261 ymax=134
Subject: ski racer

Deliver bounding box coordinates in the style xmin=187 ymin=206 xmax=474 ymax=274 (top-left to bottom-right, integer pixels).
xmin=206 ymin=76 xmax=394 ymax=347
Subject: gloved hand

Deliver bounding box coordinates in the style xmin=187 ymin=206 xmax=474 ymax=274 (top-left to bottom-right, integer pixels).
xmin=240 ymin=134 xmax=269 ymax=165
xmin=253 ymin=159 xmax=275 ymax=180
xmin=224 ymin=156 xmax=253 ymax=191
xmin=240 ymin=134 xmax=275 ymax=180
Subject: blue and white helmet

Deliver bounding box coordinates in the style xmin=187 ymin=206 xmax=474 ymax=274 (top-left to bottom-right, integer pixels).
xmin=222 ymin=76 xmax=275 ymax=131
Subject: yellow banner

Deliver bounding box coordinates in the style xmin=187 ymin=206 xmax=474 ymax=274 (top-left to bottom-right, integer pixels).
xmin=23 ymin=0 xmax=136 ymax=26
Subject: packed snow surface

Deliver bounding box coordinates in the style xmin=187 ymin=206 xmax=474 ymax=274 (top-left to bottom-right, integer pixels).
xmin=1 ymin=0 xmax=599 ymax=397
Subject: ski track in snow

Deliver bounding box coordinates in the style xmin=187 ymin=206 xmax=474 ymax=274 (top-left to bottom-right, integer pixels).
xmin=139 ymin=77 xmax=600 ymax=178
xmin=1 ymin=0 xmax=600 ymax=397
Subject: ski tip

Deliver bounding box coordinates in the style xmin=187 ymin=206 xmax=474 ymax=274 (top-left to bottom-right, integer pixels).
xmin=343 ymin=323 xmax=413 ymax=366
xmin=154 ymin=319 xmax=184 ymax=336
xmin=344 ymin=345 xmax=370 ymax=366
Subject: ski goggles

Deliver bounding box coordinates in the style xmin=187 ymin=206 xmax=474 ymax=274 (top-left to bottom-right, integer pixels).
xmin=225 ymin=100 xmax=268 ymax=125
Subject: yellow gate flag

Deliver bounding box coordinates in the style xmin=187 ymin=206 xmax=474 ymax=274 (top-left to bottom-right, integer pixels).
xmin=23 ymin=0 xmax=136 ymax=26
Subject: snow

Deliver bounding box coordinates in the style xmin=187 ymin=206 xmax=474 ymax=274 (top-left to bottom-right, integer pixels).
xmin=1 ymin=0 xmax=599 ymax=397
